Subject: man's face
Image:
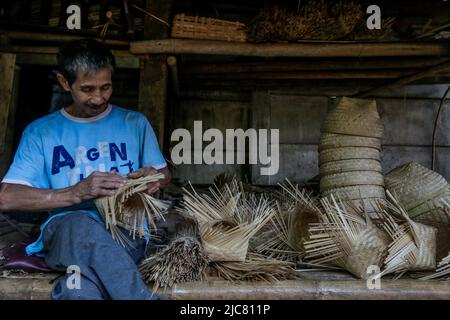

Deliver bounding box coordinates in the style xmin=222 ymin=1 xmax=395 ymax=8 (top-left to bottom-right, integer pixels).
xmin=60 ymin=68 xmax=113 ymax=117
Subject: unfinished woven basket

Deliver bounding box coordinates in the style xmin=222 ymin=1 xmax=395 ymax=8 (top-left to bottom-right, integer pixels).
xmin=385 ymin=162 xmax=450 ymax=218
xmin=319 ymin=133 xmax=381 ymax=151
xmin=304 ymin=196 xmax=390 ymax=279
xmin=320 ymin=159 xmax=382 ymax=175
xmin=322 ymin=97 xmax=383 ymax=138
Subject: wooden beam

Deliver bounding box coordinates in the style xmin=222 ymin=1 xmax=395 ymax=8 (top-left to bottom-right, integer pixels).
xmin=130 ymin=39 xmax=450 ymax=57
xmin=14 ymin=53 xmax=139 ymax=69
xmin=2 ymin=31 xmax=130 ymax=47
xmin=3 ymin=275 xmax=450 ymax=300
xmin=356 ymin=60 xmax=450 ymax=98
xmin=0 ymin=53 xmax=16 ymax=154
xmin=167 ymin=56 xmax=179 ymax=97
xmin=137 ymin=0 xmax=173 ymax=149
xmin=182 ymin=58 xmax=450 ymax=74
xmin=0 ymin=65 xmax=20 ymax=179
xmin=183 ymin=69 xmax=416 ymax=80
xmin=138 ymin=55 xmax=169 ymax=148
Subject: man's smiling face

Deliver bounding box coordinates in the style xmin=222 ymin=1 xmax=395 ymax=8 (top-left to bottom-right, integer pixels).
xmin=59 ymin=68 xmax=113 ymax=118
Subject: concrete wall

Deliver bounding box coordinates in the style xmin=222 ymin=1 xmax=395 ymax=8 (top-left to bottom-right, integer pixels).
xmin=172 ymin=84 xmax=450 ymax=185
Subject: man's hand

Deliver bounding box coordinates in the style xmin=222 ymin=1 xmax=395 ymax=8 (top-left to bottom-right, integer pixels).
xmin=71 ymin=171 xmax=127 ymax=203
xmin=127 ymin=166 xmax=172 ymax=195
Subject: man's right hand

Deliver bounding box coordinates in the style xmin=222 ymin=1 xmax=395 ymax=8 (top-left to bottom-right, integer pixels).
xmin=71 ymin=171 xmax=127 ymax=203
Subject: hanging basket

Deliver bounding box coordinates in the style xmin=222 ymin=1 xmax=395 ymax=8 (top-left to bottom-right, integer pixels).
xmin=319 ymin=133 xmax=381 ymax=151
xmin=322 ymin=97 xmax=383 ymax=138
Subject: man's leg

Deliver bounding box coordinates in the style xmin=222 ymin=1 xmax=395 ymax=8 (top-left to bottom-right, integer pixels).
xmin=42 ymin=212 xmax=155 ymax=300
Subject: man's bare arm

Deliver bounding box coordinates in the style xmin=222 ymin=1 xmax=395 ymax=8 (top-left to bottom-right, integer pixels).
xmin=0 ymin=171 xmax=126 ymax=212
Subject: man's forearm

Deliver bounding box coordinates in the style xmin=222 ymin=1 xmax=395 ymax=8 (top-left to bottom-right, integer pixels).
xmin=0 ymin=183 xmax=79 ymax=212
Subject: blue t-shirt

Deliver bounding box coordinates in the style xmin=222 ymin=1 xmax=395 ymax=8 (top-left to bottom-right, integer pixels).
xmin=1 ymin=104 xmax=167 ymax=256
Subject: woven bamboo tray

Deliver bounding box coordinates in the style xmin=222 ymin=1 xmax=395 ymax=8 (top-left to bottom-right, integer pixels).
xmin=320 ymin=171 xmax=385 ymax=192
xmin=320 ymin=159 xmax=382 ymax=176
xmin=319 ymin=147 xmax=381 ymax=164
xmin=172 ymin=13 xmax=247 ymax=42
xmin=319 ymin=133 xmax=381 ymax=151
xmin=322 ymin=97 xmax=383 ymax=138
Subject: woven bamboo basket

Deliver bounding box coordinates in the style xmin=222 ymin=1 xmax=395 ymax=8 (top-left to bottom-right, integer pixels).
xmin=319 ymin=147 xmax=380 ymax=164
xmin=377 ymin=192 xmax=437 ymax=276
xmin=172 ymin=13 xmax=247 ymax=42
xmin=385 ymin=162 xmax=450 ymax=218
xmin=321 ymin=185 xmax=386 ymax=199
xmin=322 ymin=97 xmax=383 ymax=138
xmin=320 ymin=159 xmax=382 ymax=176
xmin=414 ymin=209 xmax=450 ymax=261
xmin=319 ymin=133 xmax=381 ymax=151
xmin=320 ymin=171 xmax=384 ymax=192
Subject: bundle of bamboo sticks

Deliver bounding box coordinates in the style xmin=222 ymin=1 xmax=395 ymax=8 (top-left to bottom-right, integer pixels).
xmin=139 ymin=230 xmax=210 ymax=292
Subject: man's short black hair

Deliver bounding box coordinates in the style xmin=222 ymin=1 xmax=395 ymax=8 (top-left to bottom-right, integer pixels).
xmin=57 ymin=39 xmax=116 ymax=85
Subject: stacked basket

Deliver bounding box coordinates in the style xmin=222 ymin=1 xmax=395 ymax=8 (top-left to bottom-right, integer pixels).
xmin=319 ymin=97 xmax=386 ymax=216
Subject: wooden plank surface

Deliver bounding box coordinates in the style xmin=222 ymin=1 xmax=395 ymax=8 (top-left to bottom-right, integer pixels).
xmin=130 ymin=39 xmax=450 ymax=57
xmin=0 ymin=53 xmax=16 ymax=152
xmin=1 ymin=271 xmax=450 ymax=300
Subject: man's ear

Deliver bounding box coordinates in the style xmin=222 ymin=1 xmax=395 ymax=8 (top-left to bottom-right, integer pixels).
xmin=56 ymin=73 xmax=71 ymax=92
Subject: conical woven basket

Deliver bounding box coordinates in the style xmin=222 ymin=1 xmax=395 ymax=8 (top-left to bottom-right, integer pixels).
xmin=320 ymin=171 xmax=384 ymax=192
xmin=319 ymin=147 xmax=380 ymax=164
xmin=385 ymin=162 xmax=450 ymax=219
xmin=322 ymin=97 xmax=383 ymax=138
xmin=319 ymin=133 xmax=381 ymax=151
xmin=320 ymin=159 xmax=382 ymax=176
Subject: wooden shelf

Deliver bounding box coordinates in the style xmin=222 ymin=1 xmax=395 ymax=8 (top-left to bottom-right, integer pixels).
xmin=130 ymin=39 xmax=450 ymax=58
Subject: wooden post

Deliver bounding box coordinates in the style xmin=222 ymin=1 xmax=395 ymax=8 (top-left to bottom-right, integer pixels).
xmin=137 ymin=0 xmax=173 ymax=150
xmin=0 ymin=54 xmax=18 ymax=178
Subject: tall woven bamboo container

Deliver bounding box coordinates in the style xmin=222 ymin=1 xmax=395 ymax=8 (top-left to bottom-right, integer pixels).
xmin=319 ymin=97 xmax=386 ymax=217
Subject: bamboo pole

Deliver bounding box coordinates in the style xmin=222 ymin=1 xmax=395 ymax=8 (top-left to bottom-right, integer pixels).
xmin=130 ymin=39 xmax=450 ymax=57
xmin=1 ymin=31 xmax=129 ymax=47
xmin=356 ymin=60 xmax=450 ymax=98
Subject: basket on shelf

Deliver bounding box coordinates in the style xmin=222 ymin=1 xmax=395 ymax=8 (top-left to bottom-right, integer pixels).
xmin=171 ymin=13 xmax=247 ymax=42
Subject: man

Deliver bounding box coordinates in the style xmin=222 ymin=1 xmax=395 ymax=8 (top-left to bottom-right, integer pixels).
xmin=0 ymin=39 xmax=171 ymax=300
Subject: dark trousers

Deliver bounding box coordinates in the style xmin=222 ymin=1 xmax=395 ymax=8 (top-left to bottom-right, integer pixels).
xmin=42 ymin=211 xmax=156 ymax=300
